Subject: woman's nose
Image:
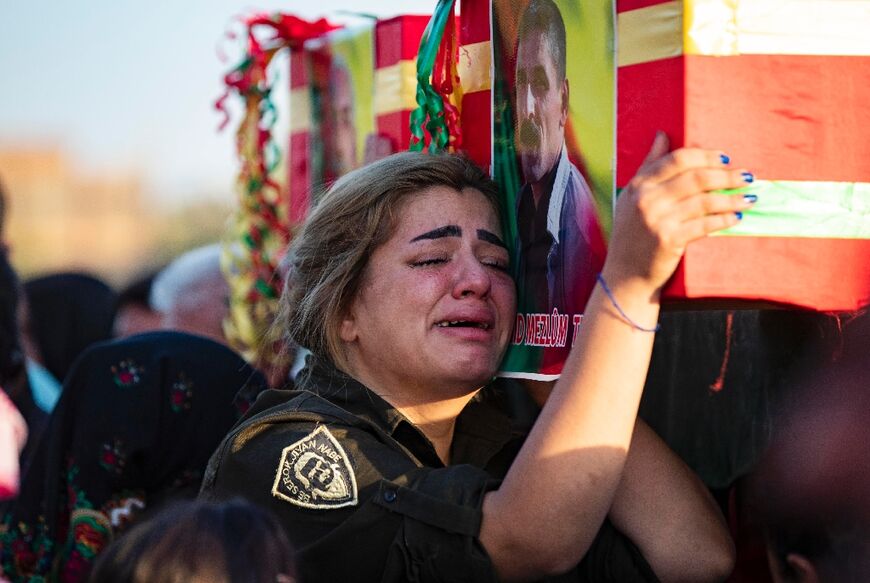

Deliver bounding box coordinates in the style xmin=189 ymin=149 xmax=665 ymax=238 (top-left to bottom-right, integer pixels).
xmin=452 ymin=254 xmax=491 ymax=299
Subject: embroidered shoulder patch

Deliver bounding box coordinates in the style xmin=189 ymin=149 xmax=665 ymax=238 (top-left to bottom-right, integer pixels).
xmin=272 ymin=425 xmax=358 ymax=510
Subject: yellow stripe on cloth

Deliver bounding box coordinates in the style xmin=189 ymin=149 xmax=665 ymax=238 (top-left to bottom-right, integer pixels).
xmin=458 ymin=41 xmax=492 ymax=93
xmin=618 ymin=1 xmax=684 ymax=67
xmin=374 ymin=60 xmax=419 ymax=116
xmin=289 ymin=88 xmax=312 ymax=133
xmin=619 ymin=0 xmax=870 ymax=67
xmin=374 ymin=42 xmax=491 ymax=117
xmin=686 ymin=0 xmax=870 ymax=57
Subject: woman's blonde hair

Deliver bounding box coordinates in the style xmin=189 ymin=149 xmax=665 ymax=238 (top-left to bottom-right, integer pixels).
xmin=281 ymin=152 xmax=501 ymax=370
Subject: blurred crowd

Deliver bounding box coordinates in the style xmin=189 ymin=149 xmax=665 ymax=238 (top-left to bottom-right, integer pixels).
xmin=0 ymin=174 xmax=297 ymax=581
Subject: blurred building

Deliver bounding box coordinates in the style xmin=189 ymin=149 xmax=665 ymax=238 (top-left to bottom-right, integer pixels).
xmin=0 ymin=145 xmax=158 ymax=282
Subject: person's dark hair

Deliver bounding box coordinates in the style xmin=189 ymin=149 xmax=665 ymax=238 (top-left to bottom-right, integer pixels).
xmin=0 ymin=253 xmax=24 ymax=386
xmin=765 ymin=518 xmax=869 ymax=582
xmin=116 ymin=270 xmax=159 ymax=311
xmin=0 ymin=176 xmax=7 ymax=238
xmin=23 ymin=272 xmax=117 ymax=381
xmin=752 ymin=313 xmax=870 ymax=581
xmin=280 ymin=151 xmax=501 ymax=370
xmin=518 ymin=0 xmax=567 ymax=82
xmin=89 ymin=498 xmax=295 ymax=583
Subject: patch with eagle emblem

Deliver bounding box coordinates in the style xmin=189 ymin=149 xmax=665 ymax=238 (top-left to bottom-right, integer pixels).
xmin=271 ymin=425 xmax=358 ymax=509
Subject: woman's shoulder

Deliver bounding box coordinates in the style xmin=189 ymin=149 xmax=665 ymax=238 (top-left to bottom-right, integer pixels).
xmin=200 ymin=388 xmax=418 ymax=505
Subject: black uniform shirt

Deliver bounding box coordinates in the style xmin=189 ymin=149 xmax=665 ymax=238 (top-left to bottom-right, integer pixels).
xmin=201 ymin=356 xmax=658 ymax=583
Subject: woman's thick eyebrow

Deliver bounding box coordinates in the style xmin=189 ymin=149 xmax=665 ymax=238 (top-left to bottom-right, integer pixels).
xmin=409 ymin=225 xmax=506 ymax=249
xmin=477 ymin=229 xmax=507 ymax=249
xmin=410 ymin=225 xmax=461 ymax=242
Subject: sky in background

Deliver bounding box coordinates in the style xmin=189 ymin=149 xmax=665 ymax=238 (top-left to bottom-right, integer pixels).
xmin=0 ymin=0 xmax=435 ymax=207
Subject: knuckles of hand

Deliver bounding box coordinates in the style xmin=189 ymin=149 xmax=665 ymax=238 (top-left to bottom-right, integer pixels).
xmin=653 ymin=229 xmax=675 ymax=251
xmin=667 ymin=149 xmax=687 ymax=168
xmin=688 ymin=169 xmax=711 ymax=192
xmin=699 ymin=195 xmax=719 ymax=215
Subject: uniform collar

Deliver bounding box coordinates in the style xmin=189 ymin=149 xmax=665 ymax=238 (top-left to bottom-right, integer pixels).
xmin=296 ymin=354 xmax=514 ymax=469
xmin=296 ymin=354 xmax=408 ymax=435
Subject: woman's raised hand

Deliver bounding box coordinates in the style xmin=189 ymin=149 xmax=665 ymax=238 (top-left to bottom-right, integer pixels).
xmin=604 ymin=132 xmax=756 ymax=294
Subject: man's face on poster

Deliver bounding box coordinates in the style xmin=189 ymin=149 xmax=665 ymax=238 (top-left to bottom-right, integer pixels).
xmin=515 ymin=30 xmax=568 ymax=185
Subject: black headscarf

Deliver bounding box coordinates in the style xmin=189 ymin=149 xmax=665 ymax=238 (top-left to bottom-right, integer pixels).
xmin=23 ymin=273 xmax=118 ymax=383
xmin=0 ymin=331 xmax=268 ymax=582
xmin=115 ymin=270 xmax=159 ymax=312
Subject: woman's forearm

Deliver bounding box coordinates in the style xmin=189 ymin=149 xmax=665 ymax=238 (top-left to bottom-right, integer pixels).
xmin=481 ymin=275 xmax=661 ymax=581
xmin=609 ymin=420 xmax=735 ymax=583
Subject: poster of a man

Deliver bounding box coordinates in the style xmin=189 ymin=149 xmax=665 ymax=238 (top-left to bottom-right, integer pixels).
xmin=309 ymin=26 xmax=377 ymax=187
xmin=514 ymin=0 xmax=606 ymax=318
xmin=494 ymin=0 xmax=615 ymax=377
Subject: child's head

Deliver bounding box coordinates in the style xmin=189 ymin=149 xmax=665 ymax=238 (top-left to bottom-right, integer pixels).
xmin=89 ymin=498 xmax=295 ymax=583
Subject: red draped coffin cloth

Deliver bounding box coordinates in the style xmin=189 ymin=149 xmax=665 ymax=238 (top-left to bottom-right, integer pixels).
xmin=374 ymin=16 xmax=432 ymax=153
xmin=457 ymin=1 xmax=493 ymax=171
xmin=617 ymin=0 xmax=870 ymax=311
xmin=288 ymin=48 xmax=313 ymax=225
xmin=287 ymin=16 xmax=432 ymax=222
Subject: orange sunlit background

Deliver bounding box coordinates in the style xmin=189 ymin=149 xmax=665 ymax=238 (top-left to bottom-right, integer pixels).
xmin=0 ymin=145 xmax=230 ymax=283
xmin=0 ymin=0 xmax=433 ymax=285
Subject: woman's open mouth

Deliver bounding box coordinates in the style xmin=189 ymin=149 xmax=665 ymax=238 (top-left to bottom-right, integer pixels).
xmin=435 ymin=320 xmax=491 ymax=330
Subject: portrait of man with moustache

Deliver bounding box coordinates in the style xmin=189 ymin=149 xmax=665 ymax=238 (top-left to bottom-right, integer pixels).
xmin=513 ymin=0 xmax=607 ymax=320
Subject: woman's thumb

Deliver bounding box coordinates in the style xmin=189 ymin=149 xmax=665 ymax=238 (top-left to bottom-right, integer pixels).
xmin=640 ymin=131 xmax=670 ymax=170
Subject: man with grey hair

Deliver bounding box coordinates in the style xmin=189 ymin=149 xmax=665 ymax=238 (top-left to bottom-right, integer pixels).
xmin=150 ymin=244 xmax=230 ymax=345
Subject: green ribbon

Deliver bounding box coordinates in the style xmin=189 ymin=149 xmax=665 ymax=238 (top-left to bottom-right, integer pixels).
xmin=409 ymin=0 xmax=456 ymax=153
xmin=492 ymin=47 xmax=522 ymax=275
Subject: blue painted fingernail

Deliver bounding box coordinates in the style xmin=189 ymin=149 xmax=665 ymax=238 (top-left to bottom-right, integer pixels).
xmin=720 ymin=153 xmax=730 ymax=165
xmin=742 ymin=172 xmax=754 ymax=183
xmin=744 ymin=194 xmax=758 ymax=203
xmin=735 ymin=211 xmax=744 ymax=220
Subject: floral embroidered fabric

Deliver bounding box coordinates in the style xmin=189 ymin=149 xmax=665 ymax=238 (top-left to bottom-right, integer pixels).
xmin=0 ymin=331 xmax=267 ymax=582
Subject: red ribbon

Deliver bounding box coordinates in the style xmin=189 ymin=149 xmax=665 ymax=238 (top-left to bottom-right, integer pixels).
xmin=431 ymin=9 xmax=462 ymax=151
xmin=215 ymin=14 xmax=339 ymax=131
